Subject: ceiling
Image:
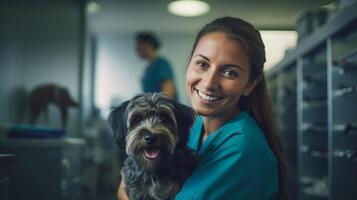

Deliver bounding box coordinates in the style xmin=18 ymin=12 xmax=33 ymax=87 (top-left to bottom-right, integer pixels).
xmin=88 ymin=0 xmax=336 ymax=34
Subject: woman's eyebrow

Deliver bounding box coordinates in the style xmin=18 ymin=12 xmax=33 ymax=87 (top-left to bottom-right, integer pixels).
xmin=195 ymin=54 xmax=210 ymax=61
xmin=223 ymin=64 xmax=244 ymax=72
xmin=194 ymin=54 xmax=244 ymax=72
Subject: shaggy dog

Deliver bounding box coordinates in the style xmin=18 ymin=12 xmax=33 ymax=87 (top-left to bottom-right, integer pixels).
xmin=108 ymin=93 xmax=196 ymax=200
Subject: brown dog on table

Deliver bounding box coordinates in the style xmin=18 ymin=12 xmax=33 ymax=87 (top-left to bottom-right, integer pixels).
xmin=29 ymin=84 xmax=79 ymax=128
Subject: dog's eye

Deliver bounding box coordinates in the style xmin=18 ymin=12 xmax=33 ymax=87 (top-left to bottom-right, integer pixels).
xmin=160 ymin=115 xmax=170 ymax=123
xmin=133 ymin=116 xmax=142 ymax=124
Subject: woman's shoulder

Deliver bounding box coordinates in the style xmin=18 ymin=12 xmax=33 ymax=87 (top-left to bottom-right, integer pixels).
xmin=228 ymin=111 xmax=274 ymax=155
xmin=177 ymin=112 xmax=279 ymax=200
xmin=204 ymin=111 xmax=277 ymax=168
xmin=223 ymin=111 xmax=279 ymax=186
xmin=188 ymin=112 xmax=265 ymax=152
xmin=178 ymin=129 xmax=275 ymax=200
xmin=188 ymin=112 xmax=276 ymax=162
xmin=205 ymin=127 xmax=265 ymax=165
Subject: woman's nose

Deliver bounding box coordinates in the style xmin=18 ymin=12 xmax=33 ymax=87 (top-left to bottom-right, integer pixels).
xmin=201 ymin=69 xmax=219 ymax=90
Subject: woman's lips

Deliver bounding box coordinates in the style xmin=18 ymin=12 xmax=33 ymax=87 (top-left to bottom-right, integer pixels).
xmin=194 ymin=88 xmax=223 ymax=105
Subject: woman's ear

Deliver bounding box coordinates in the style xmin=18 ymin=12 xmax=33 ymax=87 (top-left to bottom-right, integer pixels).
xmin=243 ymin=76 xmax=261 ymax=96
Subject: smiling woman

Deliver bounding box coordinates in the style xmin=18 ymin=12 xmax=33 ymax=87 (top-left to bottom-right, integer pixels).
xmin=175 ymin=17 xmax=287 ymax=200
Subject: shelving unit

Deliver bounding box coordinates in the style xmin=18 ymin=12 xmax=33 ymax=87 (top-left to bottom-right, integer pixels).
xmin=267 ymin=3 xmax=357 ymax=200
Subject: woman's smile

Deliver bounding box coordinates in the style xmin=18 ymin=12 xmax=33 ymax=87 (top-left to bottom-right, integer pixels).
xmin=194 ymin=87 xmax=223 ymax=104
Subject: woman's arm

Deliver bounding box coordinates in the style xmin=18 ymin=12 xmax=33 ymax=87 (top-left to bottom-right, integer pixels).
xmin=117 ymin=178 xmax=129 ymax=200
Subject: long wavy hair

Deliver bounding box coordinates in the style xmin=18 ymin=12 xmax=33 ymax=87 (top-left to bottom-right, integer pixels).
xmin=189 ymin=17 xmax=287 ymax=200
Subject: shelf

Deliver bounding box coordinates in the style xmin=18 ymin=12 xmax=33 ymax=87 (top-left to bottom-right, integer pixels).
xmin=303 ymin=63 xmax=327 ymax=76
xmin=333 ymin=123 xmax=357 ymax=135
xmin=334 ymin=48 xmax=357 ymax=66
xmin=302 ymin=100 xmax=327 ymax=109
xmin=300 ymin=145 xmax=328 ymax=159
xmin=302 ymin=123 xmax=327 ymax=133
xmin=303 ymin=88 xmax=327 ymax=101
xmin=301 ymin=191 xmax=329 ymax=200
xmin=333 ymin=150 xmax=357 ymax=162
xmin=332 ymin=63 xmax=357 ymax=75
xmin=333 ymin=97 xmax=357 ymax=124
xmin=300 ymin=176 xmax=329 ymax=199
xmin=333 ymin=85 xmax=357 ymax=97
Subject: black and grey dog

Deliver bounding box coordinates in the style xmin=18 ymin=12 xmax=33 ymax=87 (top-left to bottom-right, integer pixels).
xmin=108 ymin=93 xmax=197 ymax=200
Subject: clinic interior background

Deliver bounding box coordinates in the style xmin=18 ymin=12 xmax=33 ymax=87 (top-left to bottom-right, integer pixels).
xmin=3 ymin=0 xmax=349 ymax=199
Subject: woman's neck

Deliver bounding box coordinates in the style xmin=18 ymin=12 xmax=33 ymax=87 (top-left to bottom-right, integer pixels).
xmin=202 ymin=107 xmax=241 ymax=140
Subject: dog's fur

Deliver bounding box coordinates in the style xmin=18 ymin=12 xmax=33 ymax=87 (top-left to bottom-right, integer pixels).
xmin=108 ymin=93 xmax=197 ymax=200
xmin=29 ymin=84 xmax=78 ymax=128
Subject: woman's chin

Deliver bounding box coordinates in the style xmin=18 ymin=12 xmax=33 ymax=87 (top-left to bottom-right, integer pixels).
xmin=192 ymin=104 xmax=218 ymax=117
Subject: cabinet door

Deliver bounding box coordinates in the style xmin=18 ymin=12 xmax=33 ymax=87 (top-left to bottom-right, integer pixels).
xmin=299 ymin=44 xmax=329 ymax=200
xmin=330 ymin=22 xmax=357 ymax=200
xmin=274 ymin=65 xmax=299 ymax=200
xmin=61 ymin=146 xmax=83 ymax=200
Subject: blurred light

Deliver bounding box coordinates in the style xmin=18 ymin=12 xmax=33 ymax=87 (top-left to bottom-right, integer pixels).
xmin=168 ymin=0 xmax=210 ymax=17
xmin=87 ymin=2 xmax=100 ymax=15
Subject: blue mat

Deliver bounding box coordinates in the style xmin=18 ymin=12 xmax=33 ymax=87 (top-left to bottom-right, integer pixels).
xmin=7 ymin=125 xmax=66 ymax=138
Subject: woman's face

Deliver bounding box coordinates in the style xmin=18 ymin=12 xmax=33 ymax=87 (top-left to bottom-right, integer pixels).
xmin=186 ymin=31 xmax=257 ymax=119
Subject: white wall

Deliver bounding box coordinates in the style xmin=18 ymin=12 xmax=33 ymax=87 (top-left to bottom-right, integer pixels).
xmin=260 ymin=31 xmax=297 ymax=71
xmin=95 ymin=33 xmax=196 ymax=116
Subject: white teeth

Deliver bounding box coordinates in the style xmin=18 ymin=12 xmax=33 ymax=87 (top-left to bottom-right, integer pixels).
xmin=197 ymin=90 xmax=221 ymax=101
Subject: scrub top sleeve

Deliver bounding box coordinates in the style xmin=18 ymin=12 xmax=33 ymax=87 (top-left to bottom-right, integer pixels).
xmin=175 ymin=134 xmax=264 ymax=200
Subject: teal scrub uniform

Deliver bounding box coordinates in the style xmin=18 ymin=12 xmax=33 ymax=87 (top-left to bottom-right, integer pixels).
xmin=175 ymin=111 xmax=279 ymax=200
xmin=141 ymin=57 xmax=177 ymax=99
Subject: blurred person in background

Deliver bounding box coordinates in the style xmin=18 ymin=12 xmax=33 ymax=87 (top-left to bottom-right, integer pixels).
xmin=136 ymin=31 xmax=177 ymax=100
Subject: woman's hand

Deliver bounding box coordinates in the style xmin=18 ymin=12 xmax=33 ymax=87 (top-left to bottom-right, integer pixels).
xmin=117 ymin=178 xmax=129 ymax=200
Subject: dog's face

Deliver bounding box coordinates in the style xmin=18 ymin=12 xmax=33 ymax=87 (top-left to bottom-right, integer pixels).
xmin=108 ymin=93 xmax=195 ymax=172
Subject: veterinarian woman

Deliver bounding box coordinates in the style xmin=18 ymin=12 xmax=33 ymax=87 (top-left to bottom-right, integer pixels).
xmin=117 ymin=17 xmax=286 ymax=200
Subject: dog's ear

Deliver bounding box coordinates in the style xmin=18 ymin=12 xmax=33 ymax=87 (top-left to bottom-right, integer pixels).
xmin=171 ymin=101 xmax=196 ymax=148
xmin=108 ymin=100 xmax=130 ymax=150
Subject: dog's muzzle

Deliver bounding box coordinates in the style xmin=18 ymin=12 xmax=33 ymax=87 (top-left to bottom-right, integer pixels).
xmin=143 ymin=133 xmax=161 ymax=160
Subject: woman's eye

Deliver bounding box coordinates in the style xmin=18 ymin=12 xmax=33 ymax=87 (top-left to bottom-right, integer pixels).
xmin=195 ymin=61 xmax=208 ymax=69
xmin=222 ymin=69 xmax=238 ymax=78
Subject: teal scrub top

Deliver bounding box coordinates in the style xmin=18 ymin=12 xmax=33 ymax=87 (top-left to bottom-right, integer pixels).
xmin=175 ymin=111 xmax=279 ymax=200
xmin=141 ymin=57 xmax=177 ymax=99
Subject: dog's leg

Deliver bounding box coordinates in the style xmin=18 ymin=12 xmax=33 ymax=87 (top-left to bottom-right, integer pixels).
xmin=30 ymin=103 xmax=45 ymax=125
xmin=59 ymin=105 xmax=68 ymax=128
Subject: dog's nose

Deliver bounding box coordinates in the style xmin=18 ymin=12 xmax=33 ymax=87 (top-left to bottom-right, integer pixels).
xmin=144 ymin=134 xmax=157 ymax=145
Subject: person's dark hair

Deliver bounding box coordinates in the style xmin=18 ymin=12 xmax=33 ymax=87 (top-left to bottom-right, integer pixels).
xmin=136 ymin=31 xmax=161 ymax=50
xmin=189 ymin=17 xmax=287 ymax=200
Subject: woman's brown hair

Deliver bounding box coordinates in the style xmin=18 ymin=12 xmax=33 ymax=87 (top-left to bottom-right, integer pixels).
xmin=189 ymin=17 xmax=287 ymax=200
